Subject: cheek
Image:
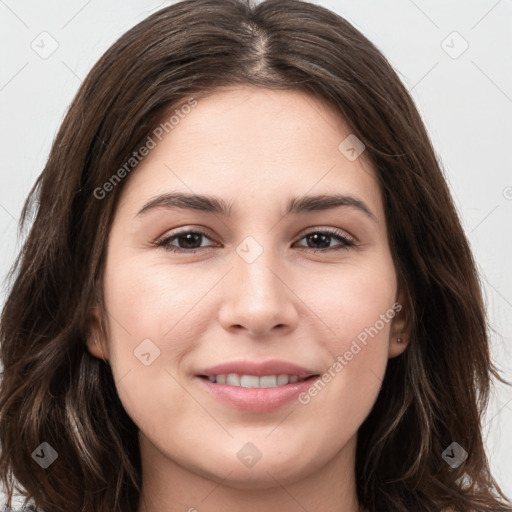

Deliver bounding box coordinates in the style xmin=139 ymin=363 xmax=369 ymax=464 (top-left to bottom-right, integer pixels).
xmin=298 ymin=255 xmax=397 ymax=414
xmin=102 ymin=250 xmax=215 ymax=365
xmin=100 ymin=248 xmax=226 ymax=425
xmin=308 ymin=252 xmax=397 ymax=352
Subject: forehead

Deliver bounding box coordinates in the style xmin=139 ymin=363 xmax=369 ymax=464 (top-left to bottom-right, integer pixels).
xmin=116 ymin=85 xmax=382 ymax=221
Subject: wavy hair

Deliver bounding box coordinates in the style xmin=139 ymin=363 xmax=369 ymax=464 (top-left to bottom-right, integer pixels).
xmin=1 ymin=0 xmax=511 ymax=510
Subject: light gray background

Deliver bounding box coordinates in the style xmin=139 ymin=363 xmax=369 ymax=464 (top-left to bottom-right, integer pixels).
xmin=0 ymin=0 xmax=511 ymax=505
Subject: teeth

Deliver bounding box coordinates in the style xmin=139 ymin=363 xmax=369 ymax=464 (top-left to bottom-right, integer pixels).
xmin=240 ymin=375 xmax=260 ymax=388
xmin=259 ymin=375 xmax=277 ymax=388
xmin=205 ymin=373 xmax=307 ymax=387
xmin=226 ymin=373 xmax=240 ymax=386
xmin=277 ymin=374 xmax=289 ymax=385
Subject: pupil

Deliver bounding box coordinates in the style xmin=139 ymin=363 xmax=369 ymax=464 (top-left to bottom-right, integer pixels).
xmin=308 ymin=233 xmax=330 ymax=249
xmin=180 ymin=233 xmax=201 ymax=249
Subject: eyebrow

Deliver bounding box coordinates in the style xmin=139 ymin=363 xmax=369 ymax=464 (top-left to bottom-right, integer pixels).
xmin=136 ymin=192 xmax=377 ymax=222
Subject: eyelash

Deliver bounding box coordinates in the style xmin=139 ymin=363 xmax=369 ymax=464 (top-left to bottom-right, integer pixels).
xmin=154 ymin=227 xmax=356 ymax=254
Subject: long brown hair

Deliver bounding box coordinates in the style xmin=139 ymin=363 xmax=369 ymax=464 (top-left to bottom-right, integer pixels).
xmin=1 ymin=0 xmax=510 ymax=510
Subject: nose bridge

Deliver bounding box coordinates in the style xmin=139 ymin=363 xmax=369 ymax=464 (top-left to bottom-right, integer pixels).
xmin=218 ymin=234 xmax=297 ymax=336
xmin=234 ymin=234 xmax=283 ymax=305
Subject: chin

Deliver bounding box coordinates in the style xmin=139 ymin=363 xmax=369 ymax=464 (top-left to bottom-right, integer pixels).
xmin=187 ymin=445 xmax=325 ymax=490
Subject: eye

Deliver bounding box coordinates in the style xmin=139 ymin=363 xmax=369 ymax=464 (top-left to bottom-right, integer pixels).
xmin=293 ymin=228 xmax=356 ymax=252
xmin=154 ymin=228 xmax=216 ymax=253
xmin=154 ymin=227 xmax=357 ymax=254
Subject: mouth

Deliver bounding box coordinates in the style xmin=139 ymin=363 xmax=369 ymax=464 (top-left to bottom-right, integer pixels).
xmin=195 ymin=370 xmax=321 ymax=412
xmin=197 ymin=373 xmax=319 ymax=388
xmin=195 ymin=358 xmax=321 ymax=412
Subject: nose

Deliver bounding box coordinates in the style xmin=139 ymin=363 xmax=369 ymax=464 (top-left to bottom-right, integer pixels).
xmin=218 ymin=244 xmax=299 ymax=338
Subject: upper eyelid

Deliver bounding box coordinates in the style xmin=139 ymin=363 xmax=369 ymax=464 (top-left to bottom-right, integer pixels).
xmin=295 ymin=226 xmax=355 ymax=242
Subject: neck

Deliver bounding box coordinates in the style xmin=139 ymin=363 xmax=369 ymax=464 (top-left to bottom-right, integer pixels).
xmin=137 ymin=432 xmax=361 ymax=512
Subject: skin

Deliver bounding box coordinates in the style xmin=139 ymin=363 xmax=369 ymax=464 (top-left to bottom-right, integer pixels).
xmin=87 ymin=85 xmax=409 ymax=512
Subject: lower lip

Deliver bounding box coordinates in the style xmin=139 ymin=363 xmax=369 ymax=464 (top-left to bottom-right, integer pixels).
xmin=195 ymin=376 xmax=319 ymax=412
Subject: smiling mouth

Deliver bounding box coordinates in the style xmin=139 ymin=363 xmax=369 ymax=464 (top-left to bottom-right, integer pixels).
xmin=198 ymin=373 xmax=319 ymax=388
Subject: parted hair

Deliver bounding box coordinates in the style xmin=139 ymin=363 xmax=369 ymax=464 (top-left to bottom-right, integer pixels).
xmin=1 ymin=0 xmax=511 ymax=511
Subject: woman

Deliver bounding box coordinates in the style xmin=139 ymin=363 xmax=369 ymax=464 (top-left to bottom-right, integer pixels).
xmin=0 ymin=0 xmax=510 ymax=511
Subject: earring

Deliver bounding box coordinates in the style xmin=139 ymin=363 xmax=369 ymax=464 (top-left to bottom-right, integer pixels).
xmin=397 ymin=337 xmax=404 ymax=344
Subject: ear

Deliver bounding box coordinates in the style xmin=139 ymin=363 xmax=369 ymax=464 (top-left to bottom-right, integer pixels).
xmin=85 ymin=305 xmax=110 ymax=361
xmin=388 ymin=284 xmax=412 ymax=359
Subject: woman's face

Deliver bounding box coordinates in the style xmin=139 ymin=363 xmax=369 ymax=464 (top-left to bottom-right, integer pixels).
xmin=88 ymin=85 xmax=407 ymax=490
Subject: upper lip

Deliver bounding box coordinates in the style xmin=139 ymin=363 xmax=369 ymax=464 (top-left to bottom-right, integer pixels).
xmin=197 ymin=359 xmax=319 ymax=379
